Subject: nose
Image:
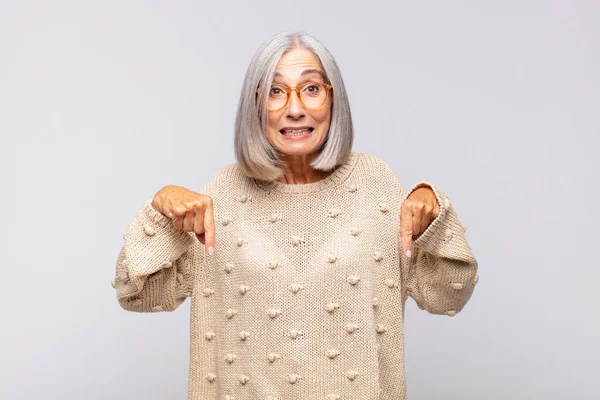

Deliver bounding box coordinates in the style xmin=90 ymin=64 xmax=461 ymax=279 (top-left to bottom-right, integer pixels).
xmin=285 ymin=91 xmax=305 ymax=119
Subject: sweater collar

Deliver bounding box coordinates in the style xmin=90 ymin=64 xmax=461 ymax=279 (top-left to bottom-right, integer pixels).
xmin=253 ymin=152 xmax=360 ymax=195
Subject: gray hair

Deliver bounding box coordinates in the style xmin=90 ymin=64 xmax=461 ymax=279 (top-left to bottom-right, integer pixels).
xmin=234 ymin=31 xmax=354 ymax=181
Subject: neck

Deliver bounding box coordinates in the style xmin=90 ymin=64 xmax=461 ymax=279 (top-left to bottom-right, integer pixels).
xmin=277 ymin=152 xmax=333 ymax=184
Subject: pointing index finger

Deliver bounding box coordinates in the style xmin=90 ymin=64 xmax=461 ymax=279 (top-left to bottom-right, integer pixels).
xmin=400 ymin=203 xmax=414 ymax=258
xmin=204 ymin=200 xmax=216 ymax=255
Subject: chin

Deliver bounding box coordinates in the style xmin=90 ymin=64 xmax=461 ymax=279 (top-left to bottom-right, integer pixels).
xmin=277 ymin=146 xmax=317 ymax=157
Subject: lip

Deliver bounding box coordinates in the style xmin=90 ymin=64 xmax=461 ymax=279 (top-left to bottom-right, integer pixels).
xmin=280 ymin=126 xmax=314 ymax=132
xmin=279 ymin=127 xmax=314 ymax=140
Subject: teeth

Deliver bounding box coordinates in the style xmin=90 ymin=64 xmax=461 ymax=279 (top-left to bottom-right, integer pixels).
xmin=283 ymin=128 xmax=311 ymax=135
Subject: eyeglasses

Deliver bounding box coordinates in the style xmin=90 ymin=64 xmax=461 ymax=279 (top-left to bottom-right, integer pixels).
xmin=256 ymin=81 xmax=333 ymax=111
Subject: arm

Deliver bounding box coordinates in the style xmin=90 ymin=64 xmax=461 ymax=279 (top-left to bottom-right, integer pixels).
xmin=399 ymin=181 xmax=479 ymax=316
xmin=113 ymin=200 xmax=205 ymax=312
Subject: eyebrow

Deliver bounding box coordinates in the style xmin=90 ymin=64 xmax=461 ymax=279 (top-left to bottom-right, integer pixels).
xmin=274 ymin=69 xmax=326 ymax=80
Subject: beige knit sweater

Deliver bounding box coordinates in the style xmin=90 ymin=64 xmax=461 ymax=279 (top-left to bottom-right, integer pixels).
xmin=113 ymin=151 xmax=478 ymax=400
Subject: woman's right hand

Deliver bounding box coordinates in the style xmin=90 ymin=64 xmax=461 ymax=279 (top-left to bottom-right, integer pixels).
xmin=151 ymin=185 xmax=216 ymax=254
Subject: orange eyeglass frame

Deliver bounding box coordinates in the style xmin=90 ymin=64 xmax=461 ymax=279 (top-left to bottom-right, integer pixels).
xmin=256 ymin=82 xmax=333 ymax=111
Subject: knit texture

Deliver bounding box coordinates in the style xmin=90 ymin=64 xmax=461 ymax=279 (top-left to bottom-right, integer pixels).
xmin=114 ymin=151 xmax=479 ymax=400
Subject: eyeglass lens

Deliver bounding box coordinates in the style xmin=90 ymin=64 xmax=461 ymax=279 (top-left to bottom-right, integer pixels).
xmin=268 ymin=83 xmax=327 ymax=110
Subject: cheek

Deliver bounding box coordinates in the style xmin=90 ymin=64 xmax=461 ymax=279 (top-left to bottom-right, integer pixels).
xmin=315 ymin=109 xmax=332 ymax=127
xmin=266 ymin=114 xmax=280 ymax=133
xmin=317 ymin=101 xmax=333 ymax=125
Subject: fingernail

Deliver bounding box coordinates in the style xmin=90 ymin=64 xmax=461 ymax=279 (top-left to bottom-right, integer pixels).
xmin=406 ymin=250 xmax=412 ymax=258
xmin=207 ymin=246 xmax=215 ymax=255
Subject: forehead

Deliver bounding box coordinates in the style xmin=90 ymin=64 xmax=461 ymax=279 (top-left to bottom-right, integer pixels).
xmin=274 ymin=47 xmax=325 ymax=81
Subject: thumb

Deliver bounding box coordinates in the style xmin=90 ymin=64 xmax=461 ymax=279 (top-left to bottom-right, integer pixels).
xmin=400 ymin=205 xmax=414 ymax=258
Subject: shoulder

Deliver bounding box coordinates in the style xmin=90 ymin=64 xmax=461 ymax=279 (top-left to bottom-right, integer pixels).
xmin=356 ymin=152 xmax=394 ymax=171
xmin=351 ymin=153 xmax=407 ymax=207
xmin=200 ymin=162 xmax=254 ymax=197
xmin=354 ymin=152 xmax=402 ymax=185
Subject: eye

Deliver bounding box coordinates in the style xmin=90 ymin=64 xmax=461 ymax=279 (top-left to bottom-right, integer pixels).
xmin=269 ymin=86 xmax=287 ymax=97
xmin=302 ymin=83 xmax=324 ymax=95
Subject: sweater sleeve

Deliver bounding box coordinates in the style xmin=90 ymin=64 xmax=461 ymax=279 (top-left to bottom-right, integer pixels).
xmin=113 ymin=199 xmax=205 ymax=312
xmin=399 ymin=181 xmax=479 ymax=316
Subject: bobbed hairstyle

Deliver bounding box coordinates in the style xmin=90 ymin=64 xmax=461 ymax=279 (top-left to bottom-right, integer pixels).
xmin=234 ymin=31 xmax=354 ymax=181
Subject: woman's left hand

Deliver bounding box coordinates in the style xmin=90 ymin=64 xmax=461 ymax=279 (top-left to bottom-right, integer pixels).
xmin=400 ymin=186 xmax=440 ymax=258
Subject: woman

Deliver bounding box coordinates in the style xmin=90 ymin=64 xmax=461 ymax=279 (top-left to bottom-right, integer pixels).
xmin=113 ymin=31 xmax=478 ymax=400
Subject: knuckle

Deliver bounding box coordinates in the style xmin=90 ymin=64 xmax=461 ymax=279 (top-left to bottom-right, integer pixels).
xmin=191 ymin=197 xmax=204 ymax=209
xmin=404 ymin=200 xmax=418 ymax=211
xmin=172 ymin=205 xmax=185 ymax=216
xmin=204 ymin=195 xmax=214 ymax=205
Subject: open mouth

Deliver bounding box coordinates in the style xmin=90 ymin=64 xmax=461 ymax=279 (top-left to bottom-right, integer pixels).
xmin=280 ymin=127 xmax=314 ymax=136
